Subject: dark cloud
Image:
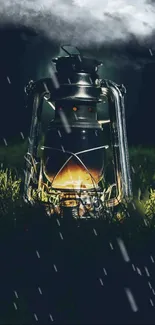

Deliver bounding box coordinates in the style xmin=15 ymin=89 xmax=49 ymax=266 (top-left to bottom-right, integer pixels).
xmin=0 ymin=0 xmax=155 ymax=47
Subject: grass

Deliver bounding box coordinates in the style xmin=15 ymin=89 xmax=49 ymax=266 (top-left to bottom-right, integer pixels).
xmin=0 ymin=141 xmax=155 ymax=325
xmin=0 ymin=140 xmax=155 ymax=243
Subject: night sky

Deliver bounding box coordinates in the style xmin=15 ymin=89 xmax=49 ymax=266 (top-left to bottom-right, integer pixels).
xmin=0 ymin=25 xmax=155 ymax=146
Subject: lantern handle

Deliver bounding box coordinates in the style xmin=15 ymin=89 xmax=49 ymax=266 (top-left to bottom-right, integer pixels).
xmin=61 ymin=45 xmax=81 ymax=56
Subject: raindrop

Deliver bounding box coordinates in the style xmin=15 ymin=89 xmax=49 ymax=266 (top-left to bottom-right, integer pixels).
xmin=125 ymin=288 xmax=138 ymax=312
xmin=56 ymin=219 xmax=60 ymax=226
xmin=148 ymin=282 xmax=152 ymax=289
xmin=58 ymin=130 xmax=62 ymax=138
xmin=109 ymin=242 xmax=114 ymax=250
xmin=117 ymin=238 xmax=130 ymax=262
xmin=131 ymin=166 xmax=135 ymax=173
xmin=150 ymin=299 xmax=154 ymax=306
xmin=34 ymin=313 xmax=38 ymax=321
xmin=74 ymin=112 xmax=78 ymax=120
xmin=136 ymin=267 xmax=142 ymax=276
xmin=149 ymin=48 xmax=153 ymax=56
xmin=144 ymin=219 xmax=148 ymax=227
xmin=43 ymin=82 xmax=49 ymax=94
xmin=3 ymin=138 xmax=7 ymax=146
xmin=99 ymin=278 xmax=104 ymax=286
xmin=48 ymin=66 xmax=60 ymax=89
xmin=13 ymin=302 xmax=18 ymax=310
xmin=59 ymin=110 xmax=71 ymax=134
xmin=38 ymin=287 xmax=42 ymax=295
xmin=7 ymin=76 xmax=11 ymax=84
xmin=132 ymin=202 xmax=136 ymax=210
xmin=103 ymin=268 xmax=107 ymax=275
xmin=93 ymin=228 xmax=97 ymax=236
xmin=49 ymin=314 xmax=54 ymax=322
xmin=14 ymin=291 xmax=18 ymax=298
xmin=36 ymin=250 xmax=40 ymax=258
xmin=20 ymin=132 xmax=24 ymax=139
xmin=53 ymin=264 xmax=58 ymax=272
xmin=59 ymin=232 xmax=63 ymax=240
xmin=61 ymin=145 xmax=65 ymax=152
xmin=144 ymin=266 xmax=150 ymax=277
xmin=150 ymin=255 xmax=154 ymax=263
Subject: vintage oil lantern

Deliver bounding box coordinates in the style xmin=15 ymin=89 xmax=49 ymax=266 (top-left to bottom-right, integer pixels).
xmin=23 ymin=46 xmax=132 ymax=219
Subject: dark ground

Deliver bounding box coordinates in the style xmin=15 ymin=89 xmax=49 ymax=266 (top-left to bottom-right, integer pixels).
xmin=0 ymin=213 xmax=155 ymax=324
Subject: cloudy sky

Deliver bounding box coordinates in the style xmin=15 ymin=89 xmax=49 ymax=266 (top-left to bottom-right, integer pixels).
xmin=0 ymin=0 xmax=155 ymax=145
xmin=0 ymin=0 xmax=155 ymax=47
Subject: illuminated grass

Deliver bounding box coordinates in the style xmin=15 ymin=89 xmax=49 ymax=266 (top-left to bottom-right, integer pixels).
xmin=145 ymin=189 xmax=155 ymax=221
xmin=0 ymin=142 xmax=155 ymax=228
xmin=0 ymin=168 xmax=22 ymax=216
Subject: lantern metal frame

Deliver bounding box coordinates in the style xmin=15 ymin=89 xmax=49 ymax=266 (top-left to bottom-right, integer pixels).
xmin=23 ymin=46 xmax=132 ymax=219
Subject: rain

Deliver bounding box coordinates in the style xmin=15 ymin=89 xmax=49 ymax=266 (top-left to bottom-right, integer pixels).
xmin=3 ymin=138 xmax=7 ymax=146
xmin=125 ymin=288 xmax=138 ymax=312
xmin=7 ymin=76 xmax=11 ymax=84
xmin=20 ymin=132 xmax=25 ymax=140
xmin=48 ymin=66 xmax=60 ymax=89
xmin=117 ymin=237 xmax=130 ymax=262
xmin=149 ymin=49 xmax=153 ymax=56
xmin=0 ymin=19 xmax=155 ymax=324
xmin=34 ymin=313 xmax=38 ymax=321
xmin=38 ymin=287 xmax=42 ymax=295
xmin=13 ymin=302 xmax=18 ymax=310
xmin=59 ymin=110 xmax=72 ymax=134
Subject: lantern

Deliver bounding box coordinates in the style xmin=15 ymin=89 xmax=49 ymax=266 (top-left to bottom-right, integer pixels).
xmin=23 ymin=46 xmax=132 ymax=219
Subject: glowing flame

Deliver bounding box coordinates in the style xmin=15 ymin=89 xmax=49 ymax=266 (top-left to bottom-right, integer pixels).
xmin=44 ymin=158 xmax=102 ymax=190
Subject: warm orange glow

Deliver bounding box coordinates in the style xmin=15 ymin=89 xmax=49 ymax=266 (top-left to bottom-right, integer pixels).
xmin=61 ymin=200 xmax=78 ymax=207
xmin=73 ymin=106 xmax=77 ymax=111
xmin=44 ymin=158 xmax=102 ymax=190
